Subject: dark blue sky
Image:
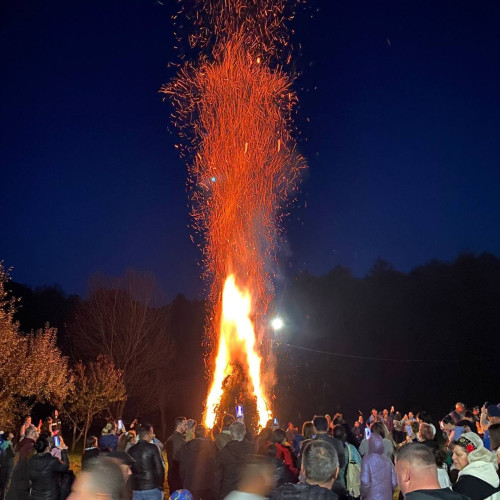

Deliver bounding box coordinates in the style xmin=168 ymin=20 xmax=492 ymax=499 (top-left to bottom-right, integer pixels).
xmin=1 ymin=0 xmax=500 ymax=299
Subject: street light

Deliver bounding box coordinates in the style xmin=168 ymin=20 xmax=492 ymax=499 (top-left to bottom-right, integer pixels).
xmin=271 ymin=317 xmax=284 ymax=331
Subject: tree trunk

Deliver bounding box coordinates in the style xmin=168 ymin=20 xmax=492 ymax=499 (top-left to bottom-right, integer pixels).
xmin=82 ymin=422 xmax=90 ymax=457
xmin=160 ymin=403 xmax=168 ymax=442
xmin=71 ymin=425 xmax=77 ymax=452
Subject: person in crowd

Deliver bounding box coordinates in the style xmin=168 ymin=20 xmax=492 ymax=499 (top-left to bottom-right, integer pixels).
xmin=291 ymin=427 xmax=305 ymax=458
xmin=382 ymin=409 xmax=394 ymax=433
xmin=416 ymin=412 xmax=436 ymax=437
xmin=488 ymin=423 xmax=500 ymax=465
xmin=40 ymin=417 xmax=54 ymax=437
xmin=178 ymin=424 xmax=217 ymax=500
xmin=51 ymin=410 xmax=62 ymax=434
xmin=472 ymin=407 xmax=483 ymax=434
xmin=166 ymin=417 xmax=187 ymax=494
xmin=367 ymin=409 xmax=379 ymax=426
xmin=296 ymin=422 xmax=314 ymax=466
xmin=0 ymin=431 xmax=15 ymax=500
xmin=313 ymin=416 xmax=345 ymax=469
xmin=99 ymin=422 xmax=119 ymax=452
xmin=213 ymin=421 xmax=255 ymax=500
xmin=264 ymin=443 xmax=295 ymax=487
xmin=286 ymin=422 xmax=296 ymax=444
xmin=82 ymin=436 xmax=100 ymax=470
xmin=352 ymin=421 xmax=363 ymax=445
xmin=358 ymin=422 xmax=394 ymax=460
xmin=69 ymin=456 xmax=126 ymax=500
xmin=272 ymin=428 xmax=299 ymax=480
xmin=333 ymin=424 xmax=361 ymax=495
xmin=449 ymin=403 xmax=466 ymax=425
xmin=49 ymin=434 xmax=74 ymax=499
xmin=27 ymin=437 xmax=69 ymax=500
xmin=456 ymin=411 xmax=480 ymax=435
xmin=19 ymin=417 xmax=33 ymax=442
xmin=215 ymin=415 xmax=235 ymax=452
xmin=441 ymin=416 xmax=465 ymax=445
xmin=257 ymin=427 xmax=273 ymax=455
xmin=481 ymin=405 xmax=500 ymax=451
xmin=118 ymin=430 xmax=135 ymax=453
xmin=360 ymin=433 xmax=397 ymax=500
xmin=451 ymin=432 xmax=500 ymax=500
xmin=107 ymin=450 xmax=136 ymax=499
xmin=395 ymin=443 xmax=469 ymax=500
xmin=107 ymin=449 xmax=136 ymax=480
xmin=272 ymin=440 xmax=339 ymax=500
xmin=393 ymin=419 xmax=408 ymax=446
xmin=122 ymin=431 xmax=138 ymax=454
xmin=434 ymin=449 xmax=451 ymax=489
xmin=224 ymin=457 xmax=276 ymax=500
xmin=128 ymin=424 xmax=164 ymax=500
xmin=418 ymin=424 xmax=438 ymax=450
xmin=186 ymin=420 xmax=197 ymax=443
xmin=6 ymin=426 xmax=39 ymax=500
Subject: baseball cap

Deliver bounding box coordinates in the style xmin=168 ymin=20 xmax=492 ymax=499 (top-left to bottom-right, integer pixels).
xmin=487 ymin=405 xmax=500 ymax=418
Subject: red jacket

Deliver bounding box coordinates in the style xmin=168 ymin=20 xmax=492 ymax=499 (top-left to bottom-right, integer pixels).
xmin=276 ymin=442 xmax=299 ymax=479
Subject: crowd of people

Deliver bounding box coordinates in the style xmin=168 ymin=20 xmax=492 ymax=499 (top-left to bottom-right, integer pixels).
xmin=0 ymin=401 xmax=499 ymax=500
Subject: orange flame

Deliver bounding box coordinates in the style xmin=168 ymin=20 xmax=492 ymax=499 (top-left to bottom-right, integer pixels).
xmin=163 ymin=0 xmax=305 ymax=432
xmin=204 ymin=275 xmax=271 ymax=429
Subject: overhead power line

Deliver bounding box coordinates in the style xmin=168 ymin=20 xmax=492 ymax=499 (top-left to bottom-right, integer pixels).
xmin=284 ymin=343 xmax=461 ymax=363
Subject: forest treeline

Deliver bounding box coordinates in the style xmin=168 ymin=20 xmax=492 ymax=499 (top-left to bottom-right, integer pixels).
xmin=5 ymin=252 xmax=500 ymax=435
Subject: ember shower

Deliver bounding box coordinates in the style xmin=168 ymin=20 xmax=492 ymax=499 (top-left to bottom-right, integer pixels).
xmin=162 ymin=0 xmax=306 ymax=430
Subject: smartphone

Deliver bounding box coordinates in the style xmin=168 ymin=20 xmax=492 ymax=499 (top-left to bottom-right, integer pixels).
xmin=406 ymin=425 xmax=412 ymax=436
xmin=364 ymin=427 xmax=371 ymax=440
xmin=439 ymin=421 xmax=444 ymax=430
xmin=118 ymin=419 xmax=124 ymax=430
xmin=236 ymin=405 xmax=244 ymax=419
xmin=53 ymin=435 xmax=61 ymax=447
xmin=273 ymin=417 xmax=279 ymax=427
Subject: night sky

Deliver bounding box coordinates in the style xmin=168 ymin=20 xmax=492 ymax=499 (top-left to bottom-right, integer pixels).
xmin=2 ymin=0 xmax=500 ymax=300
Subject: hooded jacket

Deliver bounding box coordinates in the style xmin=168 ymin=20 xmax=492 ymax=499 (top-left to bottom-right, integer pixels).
xmin=179 ymin=437 xmax=217 ymax=492
xmin=453 ymin=460 xmax=500 ymax=500
xmin=213 ymin=439 xmax=255 ymax=500
xmin=27 ymin=451 xmax=69 ymax=500
xmin=360 ymin=434 xmax=397 ymax=500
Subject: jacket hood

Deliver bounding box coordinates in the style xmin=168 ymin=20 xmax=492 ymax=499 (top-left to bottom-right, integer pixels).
xmin=458 ymin=460 xmax=500 ymax=488
xmin=368 ymin=433 xmax=384 ymax=455
xmin=29 ymin=453 xmax=54 ymax=472
xmin=225 ymin=439 xmax=254 ymax=458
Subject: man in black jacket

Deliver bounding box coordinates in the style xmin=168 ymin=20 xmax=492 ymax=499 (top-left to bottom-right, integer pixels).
xmin=312 ymin=416 xmax=345 ymax=469
xmin=179 ymin=425 xmax=217 ymax=500
xmin=213 ymin=421 xmax=255 ymax=500
xmin=166 ymin=417 xmax=187 ymax=494
xmin=128 ymin=424 xmax=164 ymax=499
xmin=395 ymin=444 xmax=470 ymax=500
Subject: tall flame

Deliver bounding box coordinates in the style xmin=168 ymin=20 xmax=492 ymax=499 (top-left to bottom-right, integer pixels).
xmin=204 ymin=275 xmax=271 ymax=429
xmin=163 ymin=0 xmax=305 ymax=432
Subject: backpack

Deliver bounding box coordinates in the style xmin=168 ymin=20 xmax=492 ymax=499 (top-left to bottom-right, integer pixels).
xmin=345 ymin=443 xmax=361 ymax=497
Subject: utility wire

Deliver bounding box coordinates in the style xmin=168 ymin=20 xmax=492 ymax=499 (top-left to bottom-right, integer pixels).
xmin=284 ymin=342 xmax=460 ymax=363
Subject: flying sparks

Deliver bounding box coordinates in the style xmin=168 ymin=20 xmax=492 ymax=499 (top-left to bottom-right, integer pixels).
xmin=162 ymin=0 xmax=306 ymax=430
